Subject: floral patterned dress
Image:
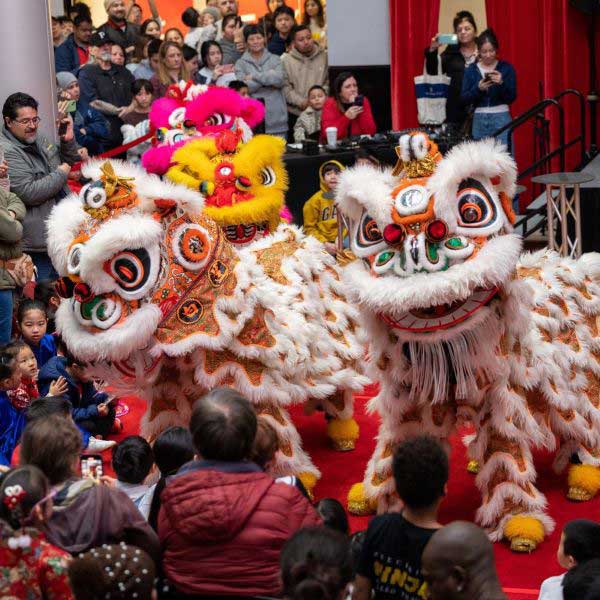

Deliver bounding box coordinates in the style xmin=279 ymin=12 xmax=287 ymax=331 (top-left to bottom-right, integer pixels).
xmin=0 ymin=521 xmax=73 ymax=599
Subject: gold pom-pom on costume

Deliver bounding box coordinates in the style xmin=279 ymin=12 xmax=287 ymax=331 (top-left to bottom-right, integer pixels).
xmin=347 ymin=482 xmax=378 ymax=516
xmin=327 ymin=417 xmax=360 ymax=451
xmin=567 ymin=464 xmax=600 ymax=501
xmin=504 ymin=515 xmax=546 ymax=553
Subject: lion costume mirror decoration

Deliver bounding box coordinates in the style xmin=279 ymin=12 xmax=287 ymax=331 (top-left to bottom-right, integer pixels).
xmin=337 ymin=132 xmax=600 ymax=552
xmin=47 ymin=160 xmax=367 ymax=492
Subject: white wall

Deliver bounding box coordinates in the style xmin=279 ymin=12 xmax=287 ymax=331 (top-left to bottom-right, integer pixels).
xmin=0 ymin=0 xmax=59 ymax=142
xmin=327 ymin=0 xmax=390 ymax=66
xmin=50 ymin=0 xmax=64 ymax=16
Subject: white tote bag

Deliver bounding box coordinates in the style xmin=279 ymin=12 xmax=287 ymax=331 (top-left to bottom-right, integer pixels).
xmin=414 ymin=56 xmax=451 ymax=125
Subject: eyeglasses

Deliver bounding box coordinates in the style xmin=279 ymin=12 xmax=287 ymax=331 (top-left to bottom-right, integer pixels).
xmin=13 ymin=117 xmax=41 ymax=126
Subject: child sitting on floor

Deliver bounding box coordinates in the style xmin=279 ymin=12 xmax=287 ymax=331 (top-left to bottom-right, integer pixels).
xmin=354 ymin=435 xmax=448 ymax=600
xmin=302 ymin=159 xmax=344 ymax=254
xmin=250 ymin=415 xmax=310 ymax=499
xmin=111 ymin=436 xmax=155 ymax=519
xmin=147 ymin=426 xmax=195 ymax=531
xmin=294 ymin=84 xmax=327 ymax=143
xmin=539 ymin=519 xmax=600 ymax=599
xmin=17 ymin=299 xmax=56 ymax=369
xmin=6 ymin=340 xmax=67 ymax=412
xmin=0 ymin=465 xmax=73 ymax=598
xmin=38 ymin=337 xmax=119 ymax=441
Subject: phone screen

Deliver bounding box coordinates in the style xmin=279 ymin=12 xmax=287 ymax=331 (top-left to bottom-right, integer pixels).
xmin=66 ymin=100 xmax=77 ymax=113
xmin=80 ymin=455 xmax=103 ymax=479
xmin=438 ymin=33 xmax=458 ymax=45
xmin=354 ymin=95 xmax=364 ymax=107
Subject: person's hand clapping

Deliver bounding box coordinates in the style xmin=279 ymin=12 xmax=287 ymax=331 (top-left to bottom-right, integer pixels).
xmin=49 ymin=376 xmax=68 ymax=396
xmin=345 ymin=105 xmax=363 ymax=120
xmin=58 ymin=162 xmax=71 ymax=176
xmin=429 ymin=34 xmax=441 ymax=52
xmin=97 ymin=403 xmax=109 ymax=417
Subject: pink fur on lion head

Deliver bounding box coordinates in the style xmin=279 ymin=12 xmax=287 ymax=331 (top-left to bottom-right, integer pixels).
xmin=142 ymin=85 xmax=266 ymax=176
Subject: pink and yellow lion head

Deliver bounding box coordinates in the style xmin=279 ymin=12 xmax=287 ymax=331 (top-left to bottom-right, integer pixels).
xmin=141 ymin=82 xmax=265 ymax=176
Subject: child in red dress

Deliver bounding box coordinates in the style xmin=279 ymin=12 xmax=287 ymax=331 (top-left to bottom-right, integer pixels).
xmin=0 ymin=464 xmax=73 ymax=599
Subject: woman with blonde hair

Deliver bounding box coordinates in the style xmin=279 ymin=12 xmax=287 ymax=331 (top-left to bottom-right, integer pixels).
xmin=150 ymin=41 xmax=189 ymax=98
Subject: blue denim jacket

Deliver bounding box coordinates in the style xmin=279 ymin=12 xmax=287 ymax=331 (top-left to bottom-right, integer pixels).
xmin=461 ymin=60 xmax=517 ymax=110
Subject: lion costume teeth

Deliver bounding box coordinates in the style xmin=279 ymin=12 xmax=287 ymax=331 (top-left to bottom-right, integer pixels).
xmin=336 ymin=132 xmax=600 ymax=551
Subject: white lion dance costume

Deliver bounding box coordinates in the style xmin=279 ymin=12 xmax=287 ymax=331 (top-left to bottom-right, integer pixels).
xmin=47 ymin=160 xmax=367 ymax=493
xmin=337 ymin=132 xmax=600 ymax=551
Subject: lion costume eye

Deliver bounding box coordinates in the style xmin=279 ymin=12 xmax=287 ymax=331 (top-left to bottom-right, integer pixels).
xmin=260 ymin=167 xmax=275 ymax=187
xmin=107 ymin=248 xmax=151 ymax=292
xmin=457 ymin=179 xmax=496 ymax=229
xmin=356 ymin=211 xmax=383 ymax=249
xmin=205 ymin=113 xmax=226 ymax=127
xmin=81 ymin=181 xmax=107 ymax=210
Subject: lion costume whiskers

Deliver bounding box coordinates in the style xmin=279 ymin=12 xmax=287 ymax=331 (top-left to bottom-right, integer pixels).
xmin=47 ymin=159 xmax=367 ymax=492
xmin=337 ymin=133 xmax=600 ymax=552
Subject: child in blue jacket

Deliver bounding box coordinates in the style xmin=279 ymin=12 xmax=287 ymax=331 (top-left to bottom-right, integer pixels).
xmin=38 ymin=338 xmax=118 ymax=439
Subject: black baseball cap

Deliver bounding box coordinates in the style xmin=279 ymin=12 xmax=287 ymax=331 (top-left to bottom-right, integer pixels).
xmin=89 ymin=30 xmax=110 ymax=47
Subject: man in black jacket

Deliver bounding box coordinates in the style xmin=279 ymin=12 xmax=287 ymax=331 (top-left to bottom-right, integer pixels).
xmin=97 ymin=0 xmax=140 ymax=62
xmin=78 ymin=31 xmax=134 ymax=150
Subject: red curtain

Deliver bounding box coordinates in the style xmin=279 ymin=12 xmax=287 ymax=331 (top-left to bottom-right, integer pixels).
xmin=486 ymin=0 xmax=592 ymax=207
xmin=389 ymin=0 xmax=440 ymax=130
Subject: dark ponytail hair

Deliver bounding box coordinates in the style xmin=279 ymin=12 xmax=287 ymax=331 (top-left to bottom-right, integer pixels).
xmin=147 ymin=426 xmax=194 ymax=531
xmin=281 ymin=527 xmax=353 ymax=600
xmin=476 ymin=28 xmax=499 ymax=51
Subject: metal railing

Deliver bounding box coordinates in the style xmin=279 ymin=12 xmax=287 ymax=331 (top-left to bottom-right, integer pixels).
xmin=489 ymin=89 xmax=587 ymax=239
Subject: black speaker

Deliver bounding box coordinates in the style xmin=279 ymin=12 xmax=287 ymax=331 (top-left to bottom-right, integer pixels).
xmin=569 ymin=0 xmax=600 ymax=15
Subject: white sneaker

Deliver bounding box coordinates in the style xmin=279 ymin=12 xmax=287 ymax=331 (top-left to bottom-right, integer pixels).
xmin=86 ymin=437 xmax=117 ymax=452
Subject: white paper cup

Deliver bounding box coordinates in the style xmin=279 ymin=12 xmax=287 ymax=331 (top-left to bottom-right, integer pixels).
xmin=325 ymin=126 xmax=338 ymax=148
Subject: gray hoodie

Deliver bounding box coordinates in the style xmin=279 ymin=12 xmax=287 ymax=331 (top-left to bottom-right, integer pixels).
xmin=235 ymin=49 xmax=288 ymax=136
xmin=0 ymin=127 xmax=79 ymax=252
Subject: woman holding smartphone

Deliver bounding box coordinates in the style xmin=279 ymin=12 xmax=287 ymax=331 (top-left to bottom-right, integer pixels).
xmin=425 ymin=10 xmax=478 ymax=130
xmin=197 ymin=41 xmax=236 ymax=87
xmin=320 ymin=71 xmax=376 ymax=142
xmin=460 ymin=29 xmax=516 ymax=146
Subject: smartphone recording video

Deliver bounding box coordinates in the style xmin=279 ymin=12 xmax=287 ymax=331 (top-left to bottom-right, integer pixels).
xmin=354 ymin=95 xmax=364 ymax=107
xmin=80 ymin=454 xmax=103 ymax=479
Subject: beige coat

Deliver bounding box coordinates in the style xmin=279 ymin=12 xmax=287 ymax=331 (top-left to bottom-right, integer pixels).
xmin=281 ymin=46 xmax=329 ymax=116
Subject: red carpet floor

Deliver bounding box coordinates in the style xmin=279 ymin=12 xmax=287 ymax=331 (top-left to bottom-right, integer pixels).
xmin=108 ymin=389 xmax=600 ymax=599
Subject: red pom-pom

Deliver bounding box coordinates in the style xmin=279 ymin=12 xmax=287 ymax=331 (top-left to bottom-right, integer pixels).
xmin=383 ymin=224 xmax=405 ymax=245
xmin=426 ymin=219 xmax=448 ymax=242
xmin=490 ymin=175 xmax=501 ymax=186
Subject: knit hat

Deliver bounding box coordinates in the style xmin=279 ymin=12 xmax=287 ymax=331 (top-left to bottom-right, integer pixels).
xmin=68 ymin=543 xmax=156 ymax=599
xmin=201 ymin=6 xmax=221 ymax=22
xmin=56 ymin=71 xmax=78 ymax=92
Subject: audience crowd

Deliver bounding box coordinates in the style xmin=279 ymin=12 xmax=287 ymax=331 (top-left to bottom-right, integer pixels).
xmin=0 ymin=2 xmax=580 ymax=599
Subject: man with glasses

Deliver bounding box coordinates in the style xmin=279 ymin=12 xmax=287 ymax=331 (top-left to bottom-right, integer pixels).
xmin=0 ymin=93 xmax=79 ymax=279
